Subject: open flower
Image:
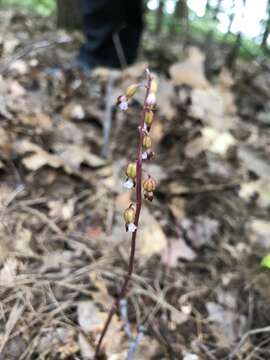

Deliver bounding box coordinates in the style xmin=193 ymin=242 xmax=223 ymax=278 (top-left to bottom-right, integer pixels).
xmin=124 ymin=206 xmax=137 ymax=232
xmin=127 ymin=223 xmax=137 ymax=232
xmin=123 ymin=162 xmax=137 ymax=189
xmin=117 ymin=95 xmax=129 ymax=111
xmin=142 ymin=151 xmax=148 ymax=160
xmin=123 ymin=178 xmax=134 ymax=189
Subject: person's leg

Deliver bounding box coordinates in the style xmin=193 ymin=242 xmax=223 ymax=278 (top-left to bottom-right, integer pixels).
xmin=79 ymin=0 xmax=143 ymax=69
xmin=79 ymin=0 xmax=125 ymax=68
xmin=119 ymin=0 xmax=143 ymax=66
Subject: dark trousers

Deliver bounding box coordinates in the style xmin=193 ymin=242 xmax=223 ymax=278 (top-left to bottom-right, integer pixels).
xmin=79 ymin=0 xmax=143 ymax=68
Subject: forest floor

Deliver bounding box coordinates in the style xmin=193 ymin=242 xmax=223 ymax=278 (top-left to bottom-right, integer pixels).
xmin=1 ymin=9 xmax=270 ymax=360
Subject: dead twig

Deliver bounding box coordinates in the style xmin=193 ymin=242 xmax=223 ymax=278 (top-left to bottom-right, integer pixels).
xmin=0 ymin=37 xmax=71 ymax=74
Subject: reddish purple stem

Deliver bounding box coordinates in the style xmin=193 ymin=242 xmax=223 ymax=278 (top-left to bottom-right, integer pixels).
xmin=94 ymin=71 xmax=152 ymax=358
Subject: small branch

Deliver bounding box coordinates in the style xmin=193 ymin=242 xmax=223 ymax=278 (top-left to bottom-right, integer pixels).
xmin=229 ymin=325 xmax=270 ymax=359
xmin=94 ymin=70 xmax=152 ymax=359
xmin=0 ymin=37 xmax=71 ymax=75
xmin=119 ymin=299 xmax=145 ymax=360
xmin=101 ymin=71 xmax=118 ymax=158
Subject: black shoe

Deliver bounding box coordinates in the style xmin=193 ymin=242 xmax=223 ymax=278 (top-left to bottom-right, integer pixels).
xmin=67 ymin=55 xmax=94 ymax=73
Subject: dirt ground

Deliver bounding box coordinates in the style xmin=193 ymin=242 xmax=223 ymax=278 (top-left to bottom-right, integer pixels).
xmin=1 ymin=9 xmax=270 ymax=360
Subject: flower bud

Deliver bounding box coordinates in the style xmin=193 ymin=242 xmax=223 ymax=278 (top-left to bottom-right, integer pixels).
xmin=144 ymin=110 xmax=154 ymax=126
xmin=126 ymin=162 xmax=137 ymax=179
xmin=150 ymin=77 xmax=158 ymax=94
xmin=146 ymin=93 xmax=156 ymax=109
xmin=143 ymin=177 xmax=156 ymax=192
xmin=144 ymin=191 xmax=154 ymax=202
xmin=126 ymin=83 xmax=139 ymax=98
xmin=123 ymin=207 xmax=136 ymax=224
xmin=143 ymin=135 xmax=152 ymax=149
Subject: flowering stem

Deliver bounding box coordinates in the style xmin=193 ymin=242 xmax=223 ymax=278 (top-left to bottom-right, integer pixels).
xmin=94 ymin=70 xmax=152 ymax=358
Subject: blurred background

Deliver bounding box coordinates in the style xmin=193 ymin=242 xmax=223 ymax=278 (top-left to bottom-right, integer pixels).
xmin=1 ymin=1 xmax=270 ymax=360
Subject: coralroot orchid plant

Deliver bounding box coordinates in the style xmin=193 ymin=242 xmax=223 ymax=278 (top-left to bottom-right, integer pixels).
xmin=95 ymin=69 xmax=158 ymax=358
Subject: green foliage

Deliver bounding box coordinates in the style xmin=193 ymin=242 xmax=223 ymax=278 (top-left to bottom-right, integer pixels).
xmin=261 ymin=254 xmax=270 ymax=269
xmin=1 ymin=0 xmax=56 ymax=16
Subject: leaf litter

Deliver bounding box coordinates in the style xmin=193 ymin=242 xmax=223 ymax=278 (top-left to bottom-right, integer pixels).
xmin=0 ymin=8 xmax=270 ymax=360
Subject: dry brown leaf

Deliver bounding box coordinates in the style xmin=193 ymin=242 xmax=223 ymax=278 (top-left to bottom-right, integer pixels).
xmin=170 ymin=47 xmax=210 ymax=89
xmin=137 ymin=207 xmax=167 ymax=258
xmin=88 ymin=271 xmax=113 ymax=305
xmin=238 ymin=146 xmax=270 ymax=178
xmin=78 ymin=333 xmax=95 ymax=360
xmin=14 ymin=226 xmax=34 ymax=257
xmin=115 ymin=192 xmax=132 ymax=212
xmin=19 ymin=112 xmax=53 ymax=130
xmin=248 ymin=219 xmax=270 ymax=249
xmin=57 ymin=341 xmax=79 ymax=359
xmin=48 ymin=199 xmax=74 ymax=221
xmin=77 ymin=301 xmax=124 ymax=356
xmin=8 ymin=80 xmax=26 ymax=97
xmin=161 ymin=238 xmax=197 ymax=267
xmin=0 ymin=258 xmax=19 ymax=283
xmin=206 ymin=302 xmax=246 ymax=347
xmin=54 ymin=144 xmax=106 ymax=169
xmin=239 ymin=177 xmax=270 ymax=208
xmin=157 ymin=76 xmax=176 ymax=120
xmin=78 ymin=301 xmax=104 ymax=333
xmin=169 ymin=198 xmax=186 ymax=220
xmin=62 ymin=102 xmax=85 ymax=120
xmin=14 ymin=140 xmax=106 ymax=172
xmin=185 ymin=127 xmax=236 ymax=158
xmin=0 ymin=127 xmax=11 ymax=159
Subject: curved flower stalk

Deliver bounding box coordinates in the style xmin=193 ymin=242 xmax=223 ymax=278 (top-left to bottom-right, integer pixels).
xmin=94 ymin=69 xmax=158 ymax=358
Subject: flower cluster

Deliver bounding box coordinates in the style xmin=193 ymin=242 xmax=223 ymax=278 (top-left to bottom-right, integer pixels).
xmin=121 ymin=72 xmax=158 ymax=233
xmin=117 ymin=83 xmax=139 ymax=111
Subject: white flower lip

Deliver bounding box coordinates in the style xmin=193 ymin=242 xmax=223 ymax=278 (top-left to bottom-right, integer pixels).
xmin=123 ymin=178 xmax=134 ymax=189
xmin=142 ymin=151 xmax=148 ymax=160
xmin=119 ymin=101 xmax=128 ymax=111
xmin=127 ymin=223 xmax=137 ymax=233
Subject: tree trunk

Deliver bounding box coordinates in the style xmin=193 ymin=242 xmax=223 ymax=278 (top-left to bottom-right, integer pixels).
xmin=57 ymin=0 xmax=82 ymax=30
xmin=261 ymin=0 xmax=270 ymax=49
xmin=212 ymin=0 xmax=222 ymax=20
xmin=170 ymin=0 xmax=189 ymax=38
xmin=225 ymin=0 xmax=246 ymax=69
xmin=155 ymin=0 xmax=165 ymax=33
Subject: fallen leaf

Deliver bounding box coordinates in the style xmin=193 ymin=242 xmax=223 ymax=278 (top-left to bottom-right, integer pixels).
xmin=48 ymin=199 xmax=74 ymax=221
xmin=137 ymin=207 xmax=167 ymax=258
xmin=78 ymin=301 xmax=103 ymax=333
xmin=62 ymin=102 xmax=85 ymax=120
xmin=239 ymin=178 xmax=270 ymax=208
xmin=206 ymin=302 xmax=246 ymax=347
xmin=170 ymin=47 xmax=210 ymax=89
xmin=190 ymin=88 xmax=238 ymax=131
xmin=180 ymin=217 xmax=219 ymax=248
xmin=248 ymin=219 xmax=270 ymax=249
xmin=161 ymin=238 xmax=197 ymax=267
xmin=14 ymin=227 xmax=34 ymax=257
xmin=185 ymin=127 xmax=236 ymax=158
xmin=19 ymin=112 xmax=53 ymax=130
xmin=157 ymin=76 xmax=176 ymax=120
xmin=169 ymin=198 xmax=186 ymax=220
xmin=238 ymin=146 xmax=270 ymax=178
xmin=0 ymin=258 xmax=18 ymax=283
xmin=54 ymin=144 xmax=106 ymax=169
xmin=78 ymin=333 xmax=95 ymax=360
